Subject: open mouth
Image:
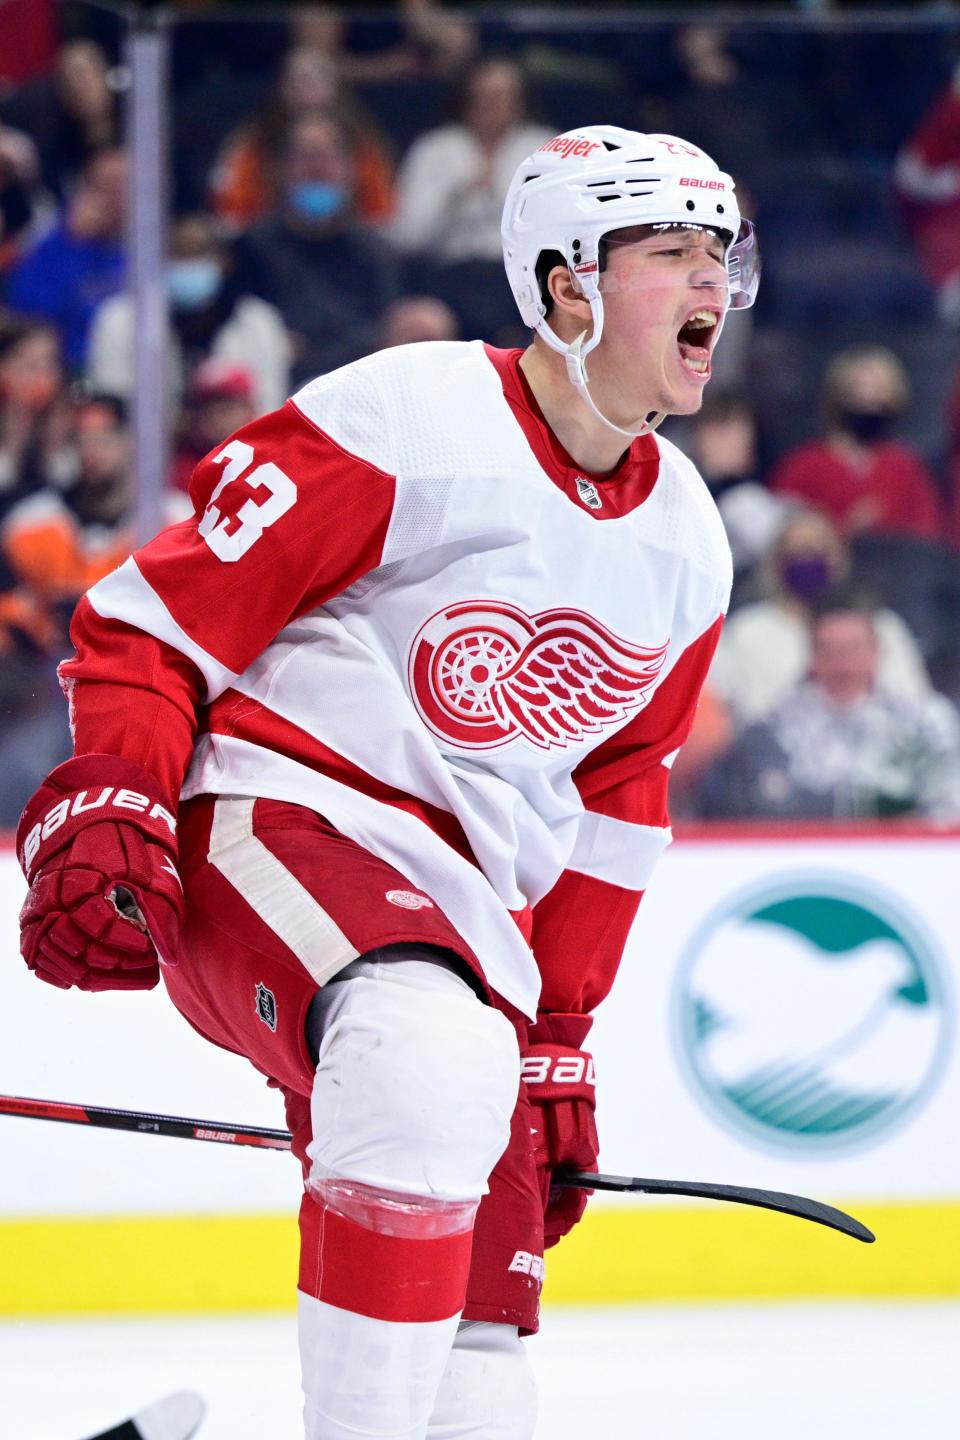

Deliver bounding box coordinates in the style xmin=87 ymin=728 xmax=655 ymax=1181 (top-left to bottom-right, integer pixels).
xmin=676 ymin=308 xmax=721 ymax=376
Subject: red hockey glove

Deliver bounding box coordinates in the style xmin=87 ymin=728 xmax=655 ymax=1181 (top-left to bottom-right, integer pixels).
xmin=522 ymin=1012 xmax=598 ymax=1249
xmin=16 ymin=755 xmax=184 ymax=992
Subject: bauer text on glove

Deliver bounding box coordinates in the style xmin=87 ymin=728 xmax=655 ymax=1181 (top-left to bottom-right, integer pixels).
xmin=16 ymin=754 xmax=184 ymax=992
xmin=522 ymin=1011 xmax=598 ymax=1247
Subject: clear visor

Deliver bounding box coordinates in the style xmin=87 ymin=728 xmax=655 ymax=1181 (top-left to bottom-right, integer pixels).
xmin=596 ymin=219 xmax=760 ymax=311
xmin=726 ymin=219 xmax=760 ymax=309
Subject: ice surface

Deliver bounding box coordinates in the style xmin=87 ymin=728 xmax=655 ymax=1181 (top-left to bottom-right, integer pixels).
xmin=0 ymin=1302 xmax=957 ymax=1439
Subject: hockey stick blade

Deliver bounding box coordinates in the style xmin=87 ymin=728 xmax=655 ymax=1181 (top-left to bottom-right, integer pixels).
xmin=555 ymin=1169 xmax=875 ymax=1243
xmin=0 ymin=1094 xmax=874 ymax=1242
xmin=80 ymin=1390 xmax=205 ymax=1440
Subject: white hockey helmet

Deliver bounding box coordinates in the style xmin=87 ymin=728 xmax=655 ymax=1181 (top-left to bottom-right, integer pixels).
xmin=501 ymin=125 xmax=759 ymax=433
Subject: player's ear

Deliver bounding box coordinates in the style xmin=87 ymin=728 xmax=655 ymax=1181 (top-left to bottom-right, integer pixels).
xmin=547 ymin=264 xmax=591 ymax=323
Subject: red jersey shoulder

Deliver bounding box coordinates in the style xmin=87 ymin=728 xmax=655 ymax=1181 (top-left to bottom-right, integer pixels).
xmin=184 ymin=399 xmax=397 ymax=565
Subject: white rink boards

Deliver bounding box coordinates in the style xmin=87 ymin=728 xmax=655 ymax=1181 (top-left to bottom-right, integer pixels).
xmin=0 ymin=829 xmax=957 ymax=1312
xmin=593 ymin=827 xmax=959 ymax=1200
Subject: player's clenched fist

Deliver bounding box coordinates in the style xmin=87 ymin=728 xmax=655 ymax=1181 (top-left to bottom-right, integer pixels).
xmin=521 ymin=1011 xmax=599 ymax=1248
xmin=16 ymin=755 xmax=184 ymax=992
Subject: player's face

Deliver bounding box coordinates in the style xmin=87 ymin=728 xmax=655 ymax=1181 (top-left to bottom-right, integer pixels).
xmin=596 ymin=227 xmax=729 ymax=418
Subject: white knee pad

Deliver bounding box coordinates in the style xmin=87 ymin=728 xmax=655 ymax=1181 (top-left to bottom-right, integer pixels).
xmin=306 ymin=955 xmax=519 ymax=1205
xmin=428 ymin=1323 xmax=538 ymax=1440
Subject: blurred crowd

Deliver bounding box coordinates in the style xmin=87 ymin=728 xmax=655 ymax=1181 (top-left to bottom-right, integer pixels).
xmin=1 ymin=2 xmax=960 ymax=827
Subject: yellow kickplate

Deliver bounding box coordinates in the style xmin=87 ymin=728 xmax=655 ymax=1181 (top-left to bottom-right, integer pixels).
xmin=0 ymin=1200 xmax=955 ymax=1315
xmin=545 ymin=1199 xmax=960 ymax=1304
xmin=0 ymin=1213 xmax=299 ymax=1315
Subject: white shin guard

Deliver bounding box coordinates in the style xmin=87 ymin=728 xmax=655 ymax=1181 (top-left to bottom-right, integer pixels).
xmin=299 ymin=1292 xmax=461 ymax=1440
xmin=298 ymin=1313 xmax=536 ymax=1440
xmin=298 ymin=950 xmax=521 ymax=1440
xmin=428 ymin=1323 xmax=538 ymax=1440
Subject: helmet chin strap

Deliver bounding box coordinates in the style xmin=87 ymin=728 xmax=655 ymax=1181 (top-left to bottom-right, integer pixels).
xmin=566 ymin=329 xmax=666 ymax=440
xmin=538 ymin=293 xmax=666 ymax=441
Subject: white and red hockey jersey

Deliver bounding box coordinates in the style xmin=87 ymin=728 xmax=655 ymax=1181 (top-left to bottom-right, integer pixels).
xmin=62 ymin=340 xmax=731 ymax=1019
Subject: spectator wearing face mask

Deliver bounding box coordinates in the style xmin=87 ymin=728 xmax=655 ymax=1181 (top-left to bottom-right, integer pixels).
xmin=4 ymin=146 xmax=127 ymax=367
xmin=87 ymin=213 xmax=291 ymax=415
xmin=209 ymin=46 xmax=395 ymax=229
xmin=768 ymin=345 xmax=942 ymax=543
xmin=708 ymin=508 xmax=931 ymax=730
xmin=701 ymin=598 xmax=960 ymax=822
xmin=231 ymin=111 xmax=399 ymax=384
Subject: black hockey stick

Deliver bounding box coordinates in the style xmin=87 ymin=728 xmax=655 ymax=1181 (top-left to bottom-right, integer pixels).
xmin=556 ymin=1169 xmax=875 ymax=1244
xmin=80 ymin=1390 xmax=205 ymax=1440
xmin=0 ymin=1092 xmax=291 ymax=1150
xmin=0 ymin=1092 xmax=874 ymax=1243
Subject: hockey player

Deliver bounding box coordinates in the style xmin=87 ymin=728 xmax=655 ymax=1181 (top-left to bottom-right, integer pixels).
xmin=15 ymin=127 xmax=758 ymax=1439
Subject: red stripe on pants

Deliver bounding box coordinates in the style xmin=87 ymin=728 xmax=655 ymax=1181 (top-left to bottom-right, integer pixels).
xmin=298 ymin=1191 xmax=475 ymax=1324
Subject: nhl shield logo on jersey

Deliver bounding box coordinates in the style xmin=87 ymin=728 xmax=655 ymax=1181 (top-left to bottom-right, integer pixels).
xmin=408 ymin=599 xmax=668 ymax=751
xmin=255 ymin=982 xmax=278 ymax=1032
xmin=674 ymin=876 xmax=950 ymax=1152
xmin=574 ymin=477 xmax=603 ymax=510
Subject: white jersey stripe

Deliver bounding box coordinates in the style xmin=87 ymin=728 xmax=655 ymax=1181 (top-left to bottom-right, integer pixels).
xmin=567 ymin=809 xmax=671 ymax=890
xmin=87 ymin=558 xmax=239 ymax=701
xmin=208 ymin=797 xmax=359 ymax=986
xmin=186 ymin=736 xmax=540 ymax=1017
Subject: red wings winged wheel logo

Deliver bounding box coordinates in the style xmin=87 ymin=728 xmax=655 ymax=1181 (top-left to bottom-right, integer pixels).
xmin=409 ymin=600 xmax=669 ymax=751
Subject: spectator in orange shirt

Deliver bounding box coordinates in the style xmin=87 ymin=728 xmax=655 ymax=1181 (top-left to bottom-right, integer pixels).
xmin=209 ymin=46 xmax=395 ymax=229
xmin=0 ymin=539 xmax=57 ymax=657
xmin=768 ymin=345 xmax=942 ymax=543
xmin=2 ymin=391 xmax=134 ymax=624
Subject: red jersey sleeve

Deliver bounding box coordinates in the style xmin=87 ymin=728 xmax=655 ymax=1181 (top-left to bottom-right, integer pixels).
xmin=61 ymin=398 xmax=398 ymax=805
xmin=531 ymin=615 xmax=723 ymax=1016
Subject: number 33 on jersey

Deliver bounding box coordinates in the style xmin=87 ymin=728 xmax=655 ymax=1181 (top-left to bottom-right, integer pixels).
xmin=198 ymin=439 xmax=298 ymax=562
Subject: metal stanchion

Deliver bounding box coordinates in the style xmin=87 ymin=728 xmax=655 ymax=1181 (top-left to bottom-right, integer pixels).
xmin=125 ymin=12 xmax=170 ymax=547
